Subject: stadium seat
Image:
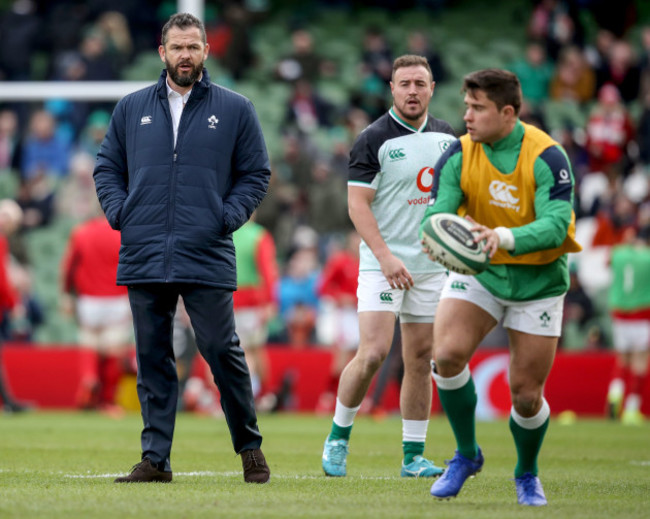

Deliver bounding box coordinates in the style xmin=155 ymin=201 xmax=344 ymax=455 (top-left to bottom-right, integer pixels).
xmin=121 ymin=53 xmax=165 ymax=81
xmin=543 ymin=100 xmax=588 ymax=134
xmin=358 ymin=8 xmax=391 ymax=29
xmin=318 ymin=79 xmax=350 ymax=106
xmin=0 ymin=170 xmax=19 ymax=199
xmin=488 ymin=38 xmax=523 ymax=66
xmin=23 ymin=215 xmax=79 ymax=343
xmin=431 ymin=84 xmax=465 ymax=129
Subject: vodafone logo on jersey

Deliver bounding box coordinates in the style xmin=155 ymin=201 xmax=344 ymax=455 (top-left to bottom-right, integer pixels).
xmin=416 ymin=166 xmax=435 ymax=193
xmin=407 ymin=166 xmax=435 ymax=205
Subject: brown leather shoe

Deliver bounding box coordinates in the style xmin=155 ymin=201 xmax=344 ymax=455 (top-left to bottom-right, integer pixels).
xmin=241 ymin=448 xmax=270 ymax=483
xmin=114 ymin=458 xmax=172 ymax=483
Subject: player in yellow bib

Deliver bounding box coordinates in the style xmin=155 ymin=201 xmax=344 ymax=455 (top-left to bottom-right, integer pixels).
xmin=420 ymin=69 xmax=581 ymax=506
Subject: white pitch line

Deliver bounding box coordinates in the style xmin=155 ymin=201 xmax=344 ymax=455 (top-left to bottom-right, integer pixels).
xmin=6 ymin=461 xmax=649 ymax=480
xmin=61 ymin=471 xmax=395 ymax=480
xmin=63 ymin=471 xmax=225 ymax=479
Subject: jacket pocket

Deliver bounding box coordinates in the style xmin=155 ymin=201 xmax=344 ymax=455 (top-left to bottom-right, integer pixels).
xmin=118 ymin=190 xmax=136 ymax=229
xmin=210 ymin=192 xmax=226 ymax=236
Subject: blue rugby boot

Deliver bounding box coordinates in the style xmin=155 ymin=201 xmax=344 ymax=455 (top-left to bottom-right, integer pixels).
xmin=514 ymin=472 xmax=548 ymax=506
xmin=322 ymin=437 xmax=349 ymax=477
xmin=430 ymin=448 xmax=484 ymax=499
xmin=401 ymin=455 xmax=444 ymax=478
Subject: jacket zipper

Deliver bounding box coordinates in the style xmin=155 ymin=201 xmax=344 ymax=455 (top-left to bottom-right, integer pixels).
xmin=164 ymin=150 xmax=178 ymax=282
xmin=164 ymin=90 xmax=192 ymax=282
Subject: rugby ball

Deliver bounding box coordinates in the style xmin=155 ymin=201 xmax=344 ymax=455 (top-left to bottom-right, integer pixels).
xmin=422 ymin=213 xmax=490 ymax=275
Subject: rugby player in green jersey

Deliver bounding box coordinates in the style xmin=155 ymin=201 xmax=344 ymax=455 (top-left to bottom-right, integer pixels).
xmin=606 ymin=225 xmax=650 ymax=426
xmin=420 ymin=68 xmax=581 ymax=506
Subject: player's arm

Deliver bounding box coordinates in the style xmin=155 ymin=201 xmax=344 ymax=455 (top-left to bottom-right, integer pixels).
xmin=419 ymin=140 xmax=464 ymax=237
xmin=509 ymin=145 xmax=575 ymax=255
xmin=318 ymin=254 xmax=340 ymax=299
xmin=348 ymin=185 xmax=413 ymax=290
xmin=256 ymin=230 xmax=279 ymax=309
xmin=349 ymin=127 xmax=413 ymax=290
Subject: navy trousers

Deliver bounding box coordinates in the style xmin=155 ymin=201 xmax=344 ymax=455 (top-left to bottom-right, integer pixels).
xmin=127 ymin=283 xmax=262 ymax=471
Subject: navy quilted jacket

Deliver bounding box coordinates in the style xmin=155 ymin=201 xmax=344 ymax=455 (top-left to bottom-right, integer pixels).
xmin=94 ymin=69 xmax=270 ymax=289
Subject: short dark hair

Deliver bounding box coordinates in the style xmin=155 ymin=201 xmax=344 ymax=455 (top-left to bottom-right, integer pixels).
xmin=462 ymin=68 xmax=522 ymax=115
xmin=161 ymin=12 xmax=206 ymax=46
xmin=392 ymin=54 xmax=433 ymax=82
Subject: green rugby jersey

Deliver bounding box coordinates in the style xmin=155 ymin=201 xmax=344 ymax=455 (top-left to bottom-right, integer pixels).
xmin=608 ymin=244 xmax=650 ymax=311
xmin=422 ymin=120 xmax=577 ymax=301
xmin=349 ymin=108 xmax=456 ymax=273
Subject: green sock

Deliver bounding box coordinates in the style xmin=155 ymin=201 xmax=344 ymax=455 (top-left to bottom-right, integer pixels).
xmin=328 ymin=422 xmax=352 ymax=441
xmin=402 ymin=441 xmax=425 ymax=464
xmin=437 ymin=377 xmax=478 ymax=460
xmin=509 ymin=415 xmax=549 ymax=478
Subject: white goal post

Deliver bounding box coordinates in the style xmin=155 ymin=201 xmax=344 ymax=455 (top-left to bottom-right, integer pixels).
xmin=0 ymin=81 xmax=154 ymax=102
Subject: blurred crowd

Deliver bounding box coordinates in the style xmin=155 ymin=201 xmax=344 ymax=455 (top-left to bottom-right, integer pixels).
xmin=0 ymin=0 xmax=649 ymax=359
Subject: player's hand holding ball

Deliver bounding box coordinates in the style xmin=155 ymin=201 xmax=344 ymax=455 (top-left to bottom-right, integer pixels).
xmin=421 ymin=213 xmax=491 ymax=275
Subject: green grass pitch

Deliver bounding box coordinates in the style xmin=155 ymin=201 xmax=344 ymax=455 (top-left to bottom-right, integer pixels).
xmin=0 ymin=411 xmax=648 ymax=518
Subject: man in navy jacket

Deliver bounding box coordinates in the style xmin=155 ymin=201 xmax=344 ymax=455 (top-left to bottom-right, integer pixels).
xmin=94 ymin=12 xmax=271 ymax=484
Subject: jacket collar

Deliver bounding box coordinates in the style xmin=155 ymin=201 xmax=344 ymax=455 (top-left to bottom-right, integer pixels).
xmin=156 ymin=68 xmax=211 ymax=100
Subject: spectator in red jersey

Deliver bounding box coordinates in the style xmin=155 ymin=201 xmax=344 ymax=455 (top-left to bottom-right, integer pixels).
xmin=591 ymin=191 xmax=638 ymax=247
xmin=315 ymin=230 xmax=361 ymax=414
xmin=0 ymin=198 xmax=31 ymax=412
xmin=60 ymin=201 xmax=133 ymax=413
xmin=585 ymin=84 xmax=635 ymax=176
xmin=232 ymin=216 xmax=279 ymax=400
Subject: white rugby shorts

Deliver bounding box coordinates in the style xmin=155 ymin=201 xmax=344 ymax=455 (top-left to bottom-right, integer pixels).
xmin=76 ymin=295 xmax=132 ymax=350
xmin=440 ymin=272 xmax=565 ymax=337
xmin=611 ymin=319 xmax=650 ymax=353
xmin=77 ymin=295 xmax=131 ymax=327
xmin=234 ymin=308 xmax=269 ymax=350
xmin=357 ymin=270 xmax=447 ymax=323
xmin=316 ymin=300 xmax=360 ymax=350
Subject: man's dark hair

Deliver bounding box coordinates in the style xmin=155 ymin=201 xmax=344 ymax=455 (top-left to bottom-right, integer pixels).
xmin=392 ymin=54 xmax=433 ymax=82
xmin=462 ymin=68 xmax=522 ymax=115
xmin=161 ymin=12 xmax=206 ymax=46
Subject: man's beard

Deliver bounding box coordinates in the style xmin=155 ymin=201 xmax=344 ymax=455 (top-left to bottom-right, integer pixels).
xmin=398 ymin=99 xmax=425 ymax=123
xmin=166 ymin=58 xmax=203 ymax=87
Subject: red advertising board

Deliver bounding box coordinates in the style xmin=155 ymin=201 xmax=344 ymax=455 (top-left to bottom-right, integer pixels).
xmin=2 ymin=344 xmax=648 ymax=417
